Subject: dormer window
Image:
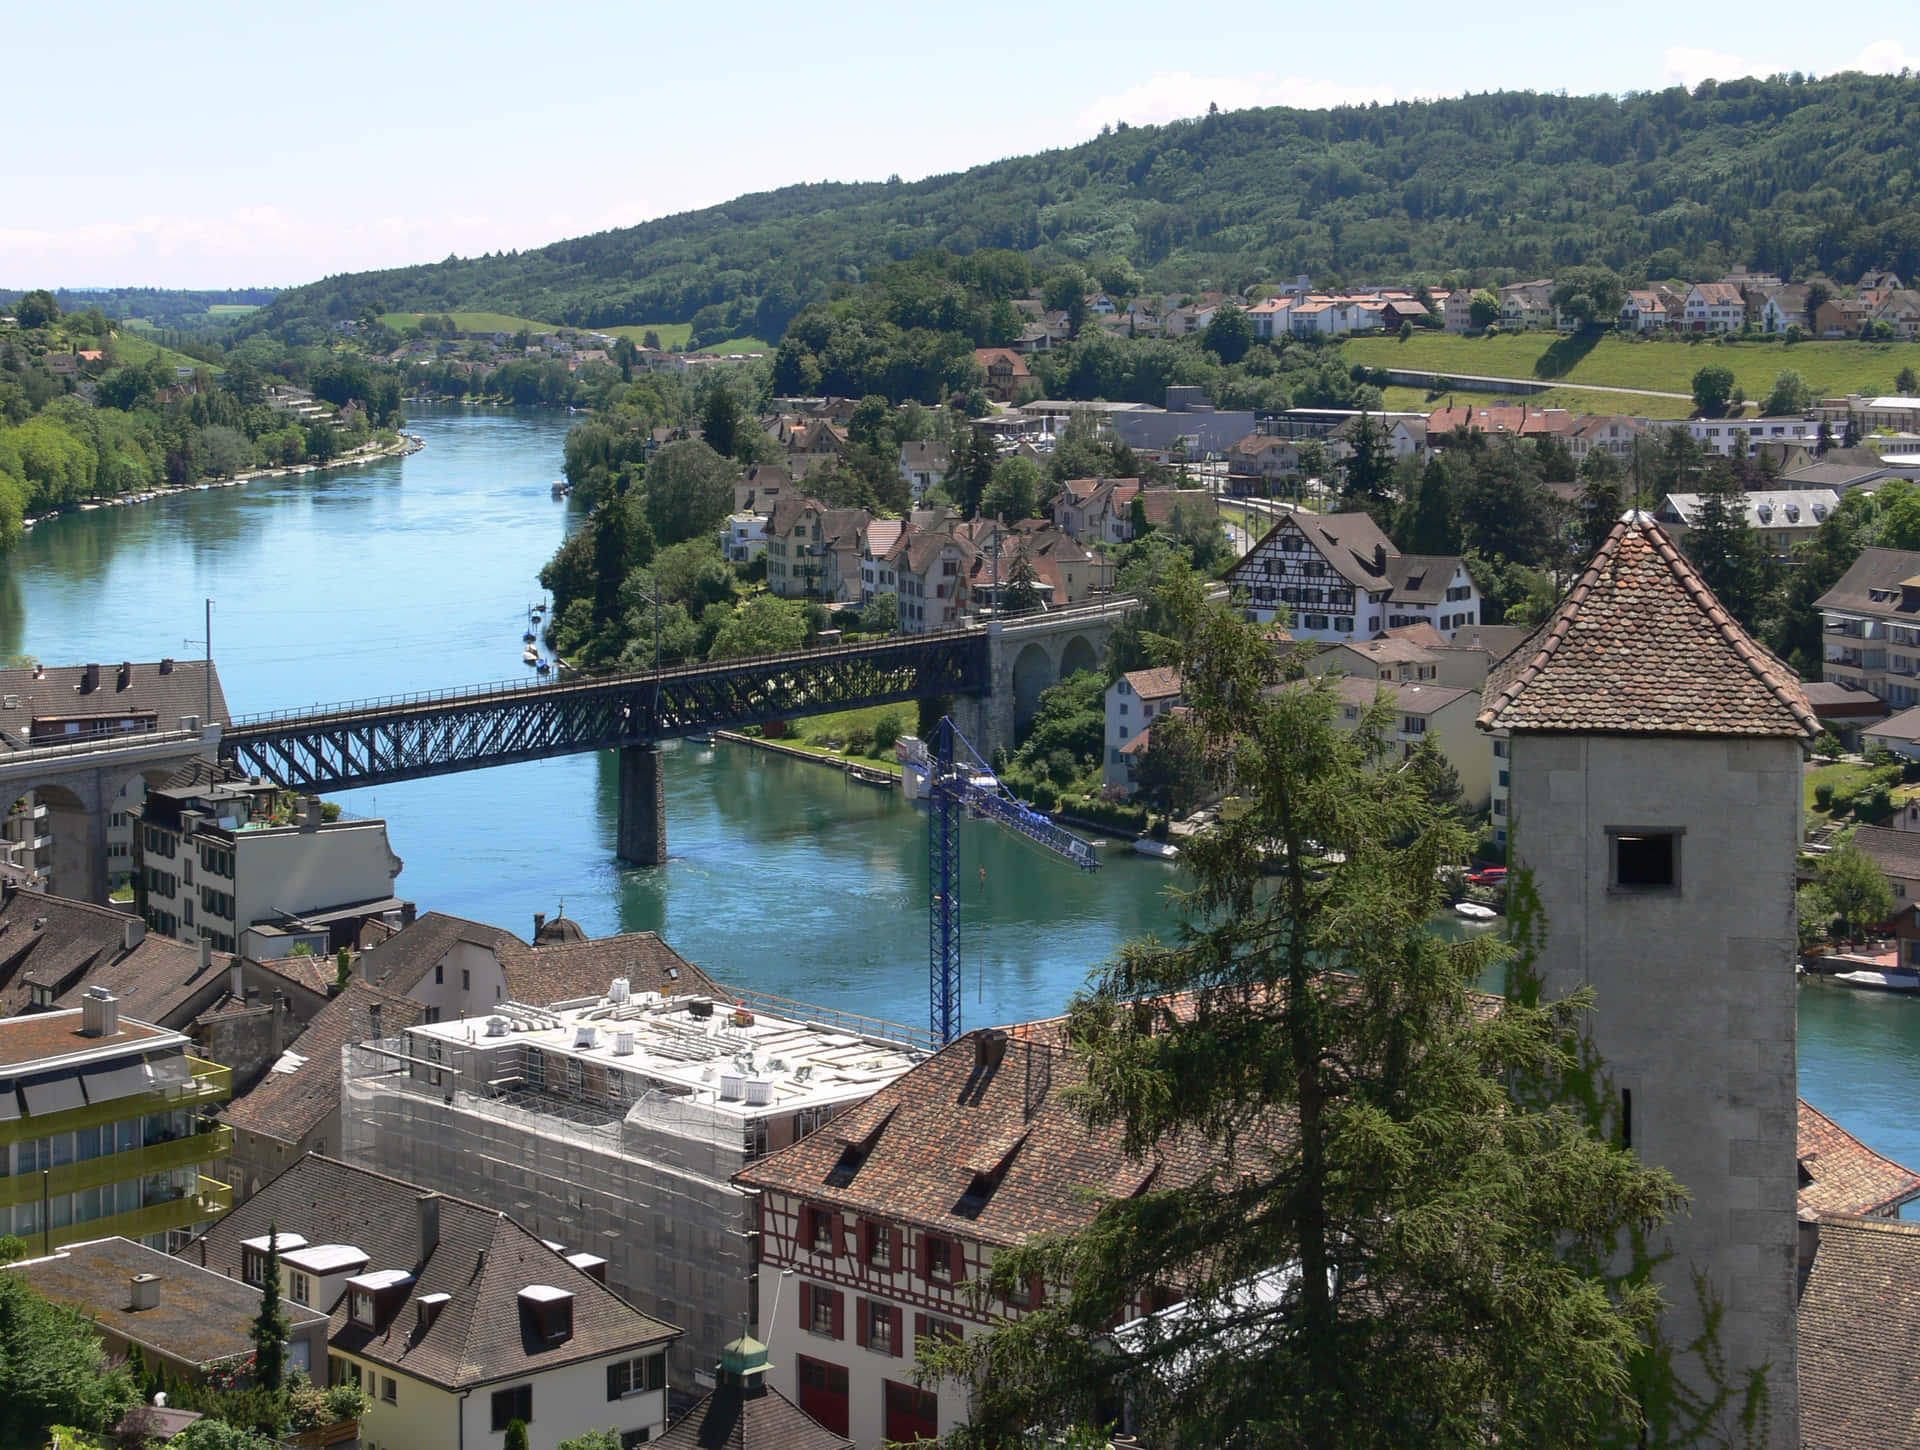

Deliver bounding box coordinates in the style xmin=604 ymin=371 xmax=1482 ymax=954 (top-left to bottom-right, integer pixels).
xmin=350 ymin=1289 xmax=376 ymax=1328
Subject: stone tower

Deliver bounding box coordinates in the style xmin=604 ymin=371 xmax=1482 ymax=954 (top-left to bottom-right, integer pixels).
xmin=1478 ymin=515 xmax=1813 ymax=1444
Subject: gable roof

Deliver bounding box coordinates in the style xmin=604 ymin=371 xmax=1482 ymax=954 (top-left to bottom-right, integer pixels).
xmin=1226 ymin=510 xmax=1400 ymax=593
xmin=0 ymin=660 xmax=228 ymax=750
xmin=1384 ymin=554 xmax=1464 ymax=605
xmin=1121 ymin=668 xmax=1182 ymax=701
xmin=220 ymin=980 xmax=423 ymax=1146
xmin=1814 ymin=547 xmax=1920 ymax=618
xmin=735 ymin=1019 xmax=1249 ymax=1250
xmin=191 ymin=1156 xmax=677 ymax=1389
xmin=1478 ymin=515 xmax=1816 ymax=738
xmin=1798 ymin=1213 xmax=1920 ymax=1450
xmin=654 ymin=1382 xmax=853 ymax=1450
xmin=1845 ymin=825 xmax=1920 ymax=881
xmin=1798 ymin=1099 xmax=1920 ymax=1217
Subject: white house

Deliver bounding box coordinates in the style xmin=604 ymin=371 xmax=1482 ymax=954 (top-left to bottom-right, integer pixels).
xmin=723 ymin=512 xmax=768 ymax=564
xmin=192 ymin=1156 xmax=681 ymax=1450
xmin=1103 ymin=668 xmax=1183 ymax=791
xmin=1683 ymin=282 xmax=1746 ymax=333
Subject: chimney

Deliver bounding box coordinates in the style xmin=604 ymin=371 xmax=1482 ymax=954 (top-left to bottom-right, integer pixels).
xmin=159 ymin=658 xmax=174 ymax=675
xmin=1798 ymin=1207 xmax=1821 ymax=1278
xmin=417 ymin=1194 xmax=441 ymax=1257
xmin=199 ymin=938 xmax=212 ymax=972
xmin=300 ymin=796 xmax=322 ymax=830
xmin=271 ymin=991 xmax=287 ymax=1056
xmin=229 ymin=961 xmax=243 ymax=999
xmin=80 ymin=663 xmax=99 ymax=695
xmin=80 ymin=986 xmax=119 ymax=1038
xmin=129 ymin=1274 xmax=160 ymax=1312
xmin=975 ymin=1028 xmax=1008 ymax=1071
xmin=116 ymin=662 xmax=131 ymax=692
xmin=1373 ymin=543 xmax=1387 ymax=571
xmin=122 ymin=918 xmax=145 ymax=952
xmin=533 ymin=912 xmax=546 ymax=939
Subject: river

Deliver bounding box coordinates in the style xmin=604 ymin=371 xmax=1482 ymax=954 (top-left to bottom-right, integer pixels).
xmin=4 ymin=403 xmax=1917 ymax=1200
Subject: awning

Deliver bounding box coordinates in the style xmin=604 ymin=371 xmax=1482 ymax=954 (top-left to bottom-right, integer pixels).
xmin=20 ymin=1073 xmax=85 ymax=1116
xmin=81 ymin=1060 xmax=153 ymax=1105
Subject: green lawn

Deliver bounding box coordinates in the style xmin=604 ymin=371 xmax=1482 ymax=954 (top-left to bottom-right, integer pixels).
xmin=1346 ymin=332 xmax=1920 ymax=407
xmin=1376 ymin=384 xmax=1693 ymax=420
xmin=379 ymin=310 xmax=557 ymax=335
xmin=696 ymin=335 xmax=772 ymax=355
xmin=785 ymin=703 xmax=913 ymax=765
xmin=603 ymin=322 xmax=693 ymax=350
xmin=206 ymin=304 xmax=261 ymax=316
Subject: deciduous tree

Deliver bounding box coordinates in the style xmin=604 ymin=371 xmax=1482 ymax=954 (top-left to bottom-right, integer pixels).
xmin=1818 ymin=841 xmax=1895 ymax=946
xmin=1691 ymin=364 xmax=1737 ymax=417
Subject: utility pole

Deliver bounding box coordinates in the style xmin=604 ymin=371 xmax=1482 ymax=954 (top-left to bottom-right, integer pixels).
xmin=205 ymin=598 xmax=213 ymax=725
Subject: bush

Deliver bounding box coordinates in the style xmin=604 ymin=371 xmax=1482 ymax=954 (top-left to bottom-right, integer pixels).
xmin=1027 ymin=780 xmax=1059 ymax=810
xmin=843 ymin=725 xmax=874 ymax=756
xmin=1044 ymin=749 xmax=1079 ymax=787
xmin=1904 ymin=758 xmax=1920 ymax=784
xmin=1814 ymin=782 xmax=1835 ymax=811
xmin=1060 ymin=796 xmax=1151 ymax=834
xmin=1857 ymin=785 xmax=1895 ymax=823
xmin=872 ymin=710 xmax=905 ymax=752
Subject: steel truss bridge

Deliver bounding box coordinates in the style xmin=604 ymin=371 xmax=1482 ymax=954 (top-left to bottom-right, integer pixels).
xmin=220 ymin=630 xmax=989 ymax=794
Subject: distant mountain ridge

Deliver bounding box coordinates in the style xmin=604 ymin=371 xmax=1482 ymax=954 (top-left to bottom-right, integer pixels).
xmin=257 ymin=73 xmax=1920 ymax=342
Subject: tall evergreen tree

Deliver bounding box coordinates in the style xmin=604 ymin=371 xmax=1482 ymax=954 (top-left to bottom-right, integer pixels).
xmin=1686 ymin=463 xmax=1773 ymax=631
xmin=252 ymin=1223 xmax=289 ymax=1392
xmin=1337 ymin=413 xmax=1394 ymax=523
xmin=925 ymin=595 xmax=1682 ymax=1448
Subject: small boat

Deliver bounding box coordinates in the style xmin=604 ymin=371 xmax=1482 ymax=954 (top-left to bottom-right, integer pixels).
xmin=1133 ymin=838 xmax=1180 ymax=861
xmin=536 ymin=659 xmax=551 ymax=674
xmin=523 ymin=631 xmax=537 ymax=644
xmin=550 ymin=479 xmax=569 ymax=498
xmin=1832 ymin=969 xmax=1920 ymax=993
xmin=1454 ymin=901 xmax=1499 ymax=921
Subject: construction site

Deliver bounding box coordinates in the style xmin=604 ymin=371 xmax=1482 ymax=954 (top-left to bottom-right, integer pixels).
xmin=339 ymin=980 xmax=927 ymax=1383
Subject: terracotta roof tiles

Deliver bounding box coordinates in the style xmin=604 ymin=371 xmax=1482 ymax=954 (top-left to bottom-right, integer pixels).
xmin=1798 ymin=1213 xmax=1920 ymax=1450
xmin=1477 ymin=515 xmax=1816 ymax=738
xmin=1799 ymin=1099 xmax=1920 ymax=1217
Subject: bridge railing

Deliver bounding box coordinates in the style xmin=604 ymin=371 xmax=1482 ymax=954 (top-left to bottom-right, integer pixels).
xmin=226 ymin=624 xmax=996 ymax=731
xmin=0 ymin=725 xmax=205 ymax=768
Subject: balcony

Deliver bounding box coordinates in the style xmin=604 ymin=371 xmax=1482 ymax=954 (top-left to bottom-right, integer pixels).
xmin=0 ymin=1124 xmax=231 ymax=1209
xmin=0 ymin=1057 xmax=230 ymax=1148
xmin=45 ymin=1174 xmax=233 ymax=1249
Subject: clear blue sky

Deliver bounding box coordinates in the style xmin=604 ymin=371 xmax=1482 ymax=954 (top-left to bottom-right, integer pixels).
xmin=5 ymin=0 xmax=1914 ymax=291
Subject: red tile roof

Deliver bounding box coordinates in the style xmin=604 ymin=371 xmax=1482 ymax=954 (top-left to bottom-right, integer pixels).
xmin=1799 ymin=1099 xmax=1920 ymax=1217
xmin=1477 ymin=515 xmax=1817 ymax=738
xmin=1122 ymin=668 xmax=1182 ymax=701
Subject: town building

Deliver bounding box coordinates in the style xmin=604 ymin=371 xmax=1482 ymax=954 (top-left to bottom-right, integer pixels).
xmin=885 ymin=531 xmax=975 ymax=634
xmin=1103 ymin=668 xmax=1183 ymax=791
xmin=136 ymin=774 xmax=409 ymax=956
xmin=733 ymin=1020 xmax=1229 ymax=1448
xmin=1324 ymin=677 xmax=1491 ymax=810
xmin=1682 ymin=282 xmax=1746 ymax=332
xmin=340 ymin=983 xmax=926 ymax=1385
xmin=1568 ymin=415 xmax=1647 ymax=464
xmin=1656 ymin=488 xmax=1838 ymax=559
xmin=765 ymin=499 xmax=872 ymax=602
xmin=1798 ymin=1213 xmax=1920 ymax=1450
xmin=1797 ymin=1098 xmax=1920 ymax=1218
xmin=0 ymin=992 xmax=232 ymax=1251
xmin=972 ymin=349 xmax=1031 ymax=404
xmin=897 ymin=442 xmax=950 ymax=502
xmin=9 ymin=1234 xmax=330 ymax=1384
xmin=1480 ymin=513 xmax=1814 ymax=1447
xmin=192 ymin=1155 xmax=680 ymax=1450
xmin=1686 ymin=415 xmax=1822 ymax=458
xmin=1224 ymin=511 xmax=1482 ymax=643
xmin=722 ymin=513 xmax=768 ymax=565
xmin=1813 ymin=547 xmax=1920 ymax=709
xmin=653 ymin=1334 xmax=852 ymax=1450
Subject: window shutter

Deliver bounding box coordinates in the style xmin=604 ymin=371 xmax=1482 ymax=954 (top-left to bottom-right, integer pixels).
xmin=800 ymin=1282 xmax=813 ymax=1329
xmin=950 ymin=1237 xmax=967 ymax=1284
xmin=860 ymin=1219 xmax=875 ymax=1263
xmin=916 ymin=1233 xmax=930 ymax=1280
xmin=855 ymin=1298 xmax=869 ymax=1350
xmin=829 ymin=1211 xmax=843 ymax=1258
xmin=888 ymin=1305 xmax=904 ymax=1358
xmin=830 ymin=1289 xmax=844 ymax=1340
xmin=914 ymin=1312 xmax=928 ymax=1347
xmin=1028 ymin=1273 xmax=1045 ymax=1309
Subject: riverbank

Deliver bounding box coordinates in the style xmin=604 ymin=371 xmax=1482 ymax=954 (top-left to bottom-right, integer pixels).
xmin=20 ymin=430 xmax=425 ymax=532
xmin=714 ymin=729 xmax=900 ymax=786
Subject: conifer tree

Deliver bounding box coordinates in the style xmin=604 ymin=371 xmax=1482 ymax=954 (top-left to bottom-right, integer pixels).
xmin=252 ymin=1223 xmax=289 ymax=1392
xmin=923 ymin=590 xmax=1682 ymax=1449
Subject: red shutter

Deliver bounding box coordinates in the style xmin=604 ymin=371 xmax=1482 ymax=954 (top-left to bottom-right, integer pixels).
xmin=829 ymin=1289 xmax=844 ymax=1340
xmin=1028 ymin=1273 xmax=1045 ymax=1310
xmin=914 ymin=1312 xmax=928 ymax=1347
xmin=888 ymin=1305 xmax=905 ymax=1358
xmin=950 ymin=1236 xmax=967 ymax=1284
xmin=800 ymin=1282 xmax=813 ymax=1331
xmin=855 ymin=1297 xmax=869 ymax=1350
xmin=859 ymin=1220 xmax=873 ymax=1264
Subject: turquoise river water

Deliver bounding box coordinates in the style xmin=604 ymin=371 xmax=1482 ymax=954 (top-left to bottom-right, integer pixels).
xmin=2 ymin=403 xmax=1914 ymax=1202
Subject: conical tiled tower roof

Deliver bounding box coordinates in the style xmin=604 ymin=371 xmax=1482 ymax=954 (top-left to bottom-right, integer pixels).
xmin=1477 ymin=513 xmax=1817 ymax=738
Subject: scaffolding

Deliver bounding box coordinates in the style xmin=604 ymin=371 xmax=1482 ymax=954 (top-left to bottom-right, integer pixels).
xmin=342 ymin=1038 xmax=759 ymax=1385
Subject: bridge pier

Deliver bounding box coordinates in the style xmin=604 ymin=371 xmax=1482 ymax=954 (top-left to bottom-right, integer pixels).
xmin=616 ymin=744 xmax=667 ymax=867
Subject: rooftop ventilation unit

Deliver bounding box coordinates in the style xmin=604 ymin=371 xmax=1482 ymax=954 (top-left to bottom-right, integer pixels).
xmin=613 ymin=1031 xmax=635 ymax=1057
xmin=485 ymin=1016 xmax=510 ymax=1037
xmin=719 ymin=1074 xmax=746 ymax=1102
xmin=574 ymin=1025 xmax=598 ymax=1051
xmin=744 ymin=1079 xmax=774 ymax=1107
xmin=608 ymin=977 xmax=630 ymax=1004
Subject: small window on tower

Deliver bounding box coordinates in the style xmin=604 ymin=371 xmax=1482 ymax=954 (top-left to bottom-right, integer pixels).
xmin=1610 ymin=829 xmax=1680 ymax=891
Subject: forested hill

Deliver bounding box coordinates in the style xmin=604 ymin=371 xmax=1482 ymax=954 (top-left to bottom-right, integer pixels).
xmin=260 ymin=73 xmax=1920 ymax=342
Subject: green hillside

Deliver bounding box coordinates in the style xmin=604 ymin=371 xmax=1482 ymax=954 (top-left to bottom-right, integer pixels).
xmin=255 ymin=73 xmax=1920 ymax=344
xmin=378 ymin=310 xmax=557 ymax=335
xmin=1344 ymin=333 xmax=1920 ymax=403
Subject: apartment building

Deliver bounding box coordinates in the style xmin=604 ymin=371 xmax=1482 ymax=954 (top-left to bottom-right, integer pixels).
xmin=136 ymin=774 xmax=408 ymax=955
xmin=0 ymin=990 xmax=232 ymax=1252
xmin=1814 ymin=547 xmax=1920 ymax=709
xmin=340 ymin=983 xmax=926 ymax=1384
xmin=1103 ymin=669 xmax=1182 ymax=791
xmin=1686 ymin=416 xmax=1822 ymax=458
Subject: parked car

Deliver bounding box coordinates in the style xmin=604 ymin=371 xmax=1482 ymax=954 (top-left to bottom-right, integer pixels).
xmin=1465 ymin=866 xmax=1508 ymax=887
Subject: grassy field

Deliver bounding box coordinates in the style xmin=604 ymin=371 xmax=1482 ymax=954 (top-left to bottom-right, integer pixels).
xmin=1345 ymin=332 xmax=1920 ymax=407
xmin=782 ymin=703 xmax=913 ymax=766
xmin=379 ymin=310 xmax=556 ymax=335
xmin=696 ymin=335 xmax=772 ymax=355
xmin=206 ymin=304 xmax=261 ymax=316
xmin=113 ymin=331 xmax=218 ymax=374
xmin=1376 ymin=384 xmax=1693 ymax=420
xmin=602 ymin=322 xmax=693 ymax=350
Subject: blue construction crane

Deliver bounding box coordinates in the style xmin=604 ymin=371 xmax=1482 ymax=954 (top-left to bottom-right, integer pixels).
xmin=923 ymin=716 xmax=1099 ymax=1046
